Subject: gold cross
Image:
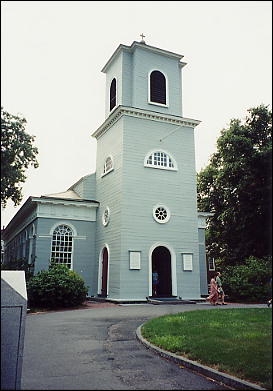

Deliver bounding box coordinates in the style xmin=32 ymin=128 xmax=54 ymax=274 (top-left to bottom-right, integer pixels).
xmin=140 ymin=33 xmax=146 ymax=41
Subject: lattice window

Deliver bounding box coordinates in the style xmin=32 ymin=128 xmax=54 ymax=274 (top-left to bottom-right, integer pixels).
xmin=145 ymin=151 xmax=176 ymax=170
xmin=51 ymin=225 xmax=73 ymax=269
xmin=103 ymin=156 xmax=114 ymax=176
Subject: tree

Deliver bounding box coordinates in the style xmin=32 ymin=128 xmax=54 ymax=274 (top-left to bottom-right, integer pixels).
xmin=197 ymin=104 xmax=272 ymax=265
xmin=1 ymin=107 xmax=39 ymax=207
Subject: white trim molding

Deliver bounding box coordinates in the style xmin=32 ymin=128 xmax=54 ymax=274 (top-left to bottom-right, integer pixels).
xmin=92 ymin=105 xmax=201 ymax=139
xmin=101 ymin=41 xmax=185 ymax=74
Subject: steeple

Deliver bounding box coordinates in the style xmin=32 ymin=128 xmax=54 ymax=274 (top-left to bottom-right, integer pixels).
xmin=101 ymin=40 xmax=187 ymax=118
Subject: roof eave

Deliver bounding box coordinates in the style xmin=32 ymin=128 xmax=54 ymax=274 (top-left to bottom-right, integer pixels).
xmin=101 ymin=41 xmax=185 ymax=73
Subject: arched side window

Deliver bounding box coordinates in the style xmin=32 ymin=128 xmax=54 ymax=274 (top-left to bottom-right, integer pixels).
xmin=144 ymin=150 xmax=177 ymax=171
xmin=149 ymin=70 xmax=166 ymax=105
xmin=102 ymin=156 xmax=114 ymax=177
xmin=110 ymin=78 xmax=117 ymax=111
xmin=51 ymin=225 xmax=73 ymax=269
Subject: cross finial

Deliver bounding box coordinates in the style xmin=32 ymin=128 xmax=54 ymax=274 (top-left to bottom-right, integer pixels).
xmin=140 ymin=33 xmax=146 ymax=43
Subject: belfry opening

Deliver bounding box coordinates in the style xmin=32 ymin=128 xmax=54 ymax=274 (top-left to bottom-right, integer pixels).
xmin=152 ymin=246 xmax=172 ymax=297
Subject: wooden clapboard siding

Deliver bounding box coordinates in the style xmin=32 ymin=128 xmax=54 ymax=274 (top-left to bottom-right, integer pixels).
xmin=95 ymin=118 xmax=124 ymax=299
xmin=35 ymin=218 xmax=97 ymax=297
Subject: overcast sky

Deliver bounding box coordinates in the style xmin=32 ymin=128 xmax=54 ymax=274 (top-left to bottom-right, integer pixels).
xmin=1 ymin=0 xmax=272 ymax=228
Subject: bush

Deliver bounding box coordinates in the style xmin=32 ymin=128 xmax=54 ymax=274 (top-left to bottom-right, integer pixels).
xmin=27 ymin=264 xmax=88 ymax=309
xmin=220 ymin=256 xmax=272 ymax=303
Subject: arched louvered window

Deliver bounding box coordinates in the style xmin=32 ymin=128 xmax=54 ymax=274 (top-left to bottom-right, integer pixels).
xmin=150 ymin=71 xmax=166 ymax=105
xmin=110 ymin=78 xmax=117 ymax=111
xmin=144 ymin=150 xmax=177 ymax=171
xmin=51 ymin=225 xmax=73 ymax=269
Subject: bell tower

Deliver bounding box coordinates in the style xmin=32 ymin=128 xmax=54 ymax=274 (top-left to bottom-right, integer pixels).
xmin=92 ymin=38 xmax=203 ymax=301
xmin=101 ymin=38 xmax=187 ymax=118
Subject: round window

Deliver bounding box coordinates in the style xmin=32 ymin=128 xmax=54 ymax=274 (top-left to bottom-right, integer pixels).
xmin=153 ymin=204 xmax=170 ymax=224
xmin=102 ymin=207 xmax=110 ymax=226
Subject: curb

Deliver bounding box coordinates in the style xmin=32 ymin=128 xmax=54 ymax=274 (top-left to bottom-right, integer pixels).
xmin=136 ymin=324 xmax=266 ymax=390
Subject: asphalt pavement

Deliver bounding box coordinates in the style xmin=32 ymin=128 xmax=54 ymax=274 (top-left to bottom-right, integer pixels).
xmin=21 ymin=302 xmax=265 ymax=390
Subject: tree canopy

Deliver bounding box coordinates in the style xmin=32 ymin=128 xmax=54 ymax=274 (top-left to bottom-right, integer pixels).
xmin=1 ymin=107 xmax=39 ymax=208
xmin=197 ymin=104 xmax=272 ymax=265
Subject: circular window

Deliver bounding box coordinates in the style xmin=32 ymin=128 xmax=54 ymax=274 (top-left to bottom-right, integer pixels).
xmin=153 ymin=204 xmax=170 ymax=224
xmin=102 ymin=207 xmax=110 ymax=226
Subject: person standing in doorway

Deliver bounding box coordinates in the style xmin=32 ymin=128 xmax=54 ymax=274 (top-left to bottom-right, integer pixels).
xmin=152 ymin=269 xmax=159 ymax=297
xmin=216 ymin=272 xmax=227 ymax=305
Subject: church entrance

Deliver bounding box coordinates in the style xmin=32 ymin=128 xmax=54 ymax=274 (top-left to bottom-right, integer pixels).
xmin=101 ymin=247 xmax=108 ymax=297
xmin=152 ymin=246 xmax=172 ymax=297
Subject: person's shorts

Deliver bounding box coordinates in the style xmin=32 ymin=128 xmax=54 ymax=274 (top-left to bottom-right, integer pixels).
xmin=218 ymin=288 xmax=224 ymax=295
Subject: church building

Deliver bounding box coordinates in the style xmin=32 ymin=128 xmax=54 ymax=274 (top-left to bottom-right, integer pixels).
xmin=3 ymin=39 xmax=211 ymax=302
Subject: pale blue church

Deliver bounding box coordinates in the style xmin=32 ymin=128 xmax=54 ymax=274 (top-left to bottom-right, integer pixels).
xmin=3 ymin=39 xmax=211 ymax=302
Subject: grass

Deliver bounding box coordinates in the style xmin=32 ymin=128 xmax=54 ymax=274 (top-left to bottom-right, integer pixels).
xmin=141 ymin=308 xmax=272 ymax=389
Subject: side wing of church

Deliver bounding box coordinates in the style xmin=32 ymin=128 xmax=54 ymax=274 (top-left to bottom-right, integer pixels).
xmin=2 ymin=40 xmax=211 ymax=301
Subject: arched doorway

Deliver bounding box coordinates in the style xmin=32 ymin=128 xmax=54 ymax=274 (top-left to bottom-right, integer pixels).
xmin=101 ymin=247 xmax=108 ymax=297
xmin=152 ymin=246 xmax=172 ymax=297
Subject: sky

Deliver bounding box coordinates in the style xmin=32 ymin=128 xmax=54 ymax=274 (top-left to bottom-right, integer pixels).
xmin=1 ymin=0 xmax=272 ymax=228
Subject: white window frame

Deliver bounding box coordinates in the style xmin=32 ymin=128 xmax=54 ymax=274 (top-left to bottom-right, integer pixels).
xmin=102 ymin=207 xmax=110 ymax=227
xmin=182 ymin=253 xmax=193 ymax=271
xmin=148 ymin=69 xmax=169 ymax=107
xmin=208 ymin=257 xmax=216 ymax=271
xmin=109 ymin=77 xmax=117 ymax=113
xmin=101 ymin=155 xmax=114 ymax=177
xmin=153 ymin=204 xmax=171 ymax=224
xmin=144 ymin=149 xmax=177 ymax=171
xmin=50 ymin=223 xmax=75 ymax=270
xmin=129 ymin=251 xmax=141 ymax=270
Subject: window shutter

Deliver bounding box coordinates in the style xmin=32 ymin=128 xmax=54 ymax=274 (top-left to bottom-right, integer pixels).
xmin=110 ymin=78 xmax=116 ymax=111
xmin=150 ymin=71 xmax=166 ymax=104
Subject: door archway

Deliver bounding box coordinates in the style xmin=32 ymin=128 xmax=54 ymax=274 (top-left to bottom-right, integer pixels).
xmin=152 ymin=246 xmax=172 ymax=297
xmin=101 ymin=247 xmax=108 ymax=297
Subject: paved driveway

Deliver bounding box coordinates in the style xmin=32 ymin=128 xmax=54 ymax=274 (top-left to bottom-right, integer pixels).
xmin=21 ymin=302 xmax=263 ymax=390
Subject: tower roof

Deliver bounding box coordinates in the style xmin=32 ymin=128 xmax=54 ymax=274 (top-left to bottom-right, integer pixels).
xmin=101 ymin=41 xmax=186 ymax=73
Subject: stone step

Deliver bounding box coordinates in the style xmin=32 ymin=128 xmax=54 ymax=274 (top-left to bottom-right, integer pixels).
xmin=146 ymin=297 xmax=196 ymax=305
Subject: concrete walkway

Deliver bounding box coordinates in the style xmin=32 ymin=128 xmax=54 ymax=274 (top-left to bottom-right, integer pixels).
xmin=21 ymin=302 xmax=266 ymax=390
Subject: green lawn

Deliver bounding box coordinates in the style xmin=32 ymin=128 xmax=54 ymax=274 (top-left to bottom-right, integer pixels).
xmin=141 ymin=308 xmax=272 ymax=389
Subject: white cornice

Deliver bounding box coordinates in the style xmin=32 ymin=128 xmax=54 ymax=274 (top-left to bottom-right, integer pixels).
xmin=35 ymin=197 xmax=99 ymax=209
xmin=3 ymin=196 xmax=99 ymax=242
xmin=91 ymin=105 xmax=201 ymax=139
xmin=101 ymin=41 xmax=185 ymax=73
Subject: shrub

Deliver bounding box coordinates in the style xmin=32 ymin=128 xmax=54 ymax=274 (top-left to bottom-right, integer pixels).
xmin=27 ymin=264 xmax=88 ymax=309
xmin=220 ymin=256 xmax=272 ymax=303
